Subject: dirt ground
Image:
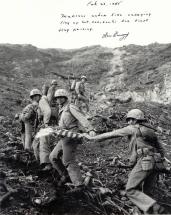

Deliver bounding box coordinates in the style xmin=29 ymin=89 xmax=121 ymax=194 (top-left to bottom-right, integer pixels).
xmin=1 ymin=101 xmax=171 ymax=215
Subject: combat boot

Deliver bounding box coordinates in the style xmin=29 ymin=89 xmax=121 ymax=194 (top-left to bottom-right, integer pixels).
xmin=152 ymin=203 xmax=165 ymax=214
xmin=146 ymin=203 xmax=165 ymax=214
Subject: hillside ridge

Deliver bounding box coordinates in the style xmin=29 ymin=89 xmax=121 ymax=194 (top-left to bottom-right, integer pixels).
xmin=0 ymin=43 xmax=171 ymax=116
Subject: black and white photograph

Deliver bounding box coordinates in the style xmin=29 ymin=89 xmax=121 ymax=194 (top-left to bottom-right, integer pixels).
xmin=0 ymin=0 xmax=171 ymax=214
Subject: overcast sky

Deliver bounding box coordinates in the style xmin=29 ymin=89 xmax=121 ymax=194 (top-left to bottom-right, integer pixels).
xmin=0 ymin=0 xmax=170 ymax=49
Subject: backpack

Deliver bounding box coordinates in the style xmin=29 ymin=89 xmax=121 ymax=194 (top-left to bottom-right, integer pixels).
xmin=138 ymin=125 xmax=158 ymax=144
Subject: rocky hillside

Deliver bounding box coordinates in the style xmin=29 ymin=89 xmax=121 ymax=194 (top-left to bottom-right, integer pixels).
xmin=0 ymin=44 xmax=112 ymax=116
xmin=99 ymin=43 xmax=171 ymax=105
xmin=1 ymin=43 xmax=171 ymax=215
xmin=1 ymin=43 xmax=171 ymax=117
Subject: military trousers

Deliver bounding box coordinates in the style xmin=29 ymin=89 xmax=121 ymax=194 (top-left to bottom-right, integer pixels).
xmin=33 ymin=136 xmax=51 ymax=165
xmin=49 ymin=137 xmax=83 ymax=186
xmin=126 ymin=156 xmax=158 ymax=213
xmin=23 ymin=122 xmax=33 ymax=150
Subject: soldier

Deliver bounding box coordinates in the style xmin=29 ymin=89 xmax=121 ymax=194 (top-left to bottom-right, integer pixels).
xmin=84 ymin=109 xmax=165 ymax=214
xmin=49 ymin=89 xmax=96 ymax=188
xmin=47 ymin=80 xmax=58 ymax=105
xmin=20 ymin=89 xmax=42 ymax=151
xmin=75 ymin=75 xmax=89 ymax=113
xmin=33 ymin=91 xmax=58 ymax=171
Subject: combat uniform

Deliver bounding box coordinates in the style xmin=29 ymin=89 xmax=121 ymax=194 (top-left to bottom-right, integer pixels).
xmin=75 ymin=81 xmax=89 ymax=112
xmin=20 ymin=102 xmax=39 ymax=150
xmin=33 ymin=95 xmax=58 ymax=166
xmin=49 ymin=102 xmax=94 ymax=186
xmin=109 ymin=124 xmax=164 ymax=213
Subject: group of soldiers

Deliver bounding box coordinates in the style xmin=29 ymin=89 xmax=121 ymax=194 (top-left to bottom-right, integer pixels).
xmin=1 ymin=74 xmax=169 ymax=214
xmin=19 ymin=75 xmax=93 ymax=183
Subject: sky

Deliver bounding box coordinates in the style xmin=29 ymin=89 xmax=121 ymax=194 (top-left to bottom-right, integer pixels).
xmin=0 ymin=0 xmax=170 ymax=49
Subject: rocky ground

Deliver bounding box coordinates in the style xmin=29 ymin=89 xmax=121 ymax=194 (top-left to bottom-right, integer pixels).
xmin=1 ymin=101 xmax=171 ymax=215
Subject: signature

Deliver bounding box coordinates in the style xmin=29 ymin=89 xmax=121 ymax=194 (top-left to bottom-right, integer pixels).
xmin=102 ymin=31 xmax=129 ymax=40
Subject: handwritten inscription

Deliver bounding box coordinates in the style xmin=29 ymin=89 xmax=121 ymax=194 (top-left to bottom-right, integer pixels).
xmin=102 ymin=31 xmax=129 ymax=40
xmin=87 ymin=0 xmax=123 ymax=6
xmin=57 ymin=0 xmax=152 ymax=41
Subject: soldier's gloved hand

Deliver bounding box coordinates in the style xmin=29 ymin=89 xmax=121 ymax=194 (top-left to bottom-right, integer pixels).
xmin=82 ymin=133 xmax=88 ymax=138
xmin=89 ymin=130 xmax=96 ymax=137
xmin=82 ymin=133 xmax=93 ymax=140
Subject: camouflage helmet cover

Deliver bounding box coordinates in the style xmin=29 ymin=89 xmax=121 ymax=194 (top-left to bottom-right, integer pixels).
xmin=54 ymin=89 xmax=69 ymax=99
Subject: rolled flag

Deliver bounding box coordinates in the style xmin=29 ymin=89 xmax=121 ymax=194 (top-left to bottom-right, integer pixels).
xmin=58 ymin=130 xmax=82 ymax=139
xmin=36 ymin=127 xmax=82 ymax=139
xmin=35 ymin=127 xmax=54 ymax=139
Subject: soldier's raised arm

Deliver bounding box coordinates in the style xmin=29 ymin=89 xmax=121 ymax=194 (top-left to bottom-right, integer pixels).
xmin=84 ymin=126 xmax=134 ymax=140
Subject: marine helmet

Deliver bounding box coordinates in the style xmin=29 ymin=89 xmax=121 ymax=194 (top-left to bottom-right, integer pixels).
xmin=54 ymin=89 xmax=69 ymax=99
xmin=126 ymin=109 xmax=145 ymax=121
xmin=30 ymin=89 xmax=42 ymax=99
xmin=81 ymin=75 xmax=87 ymax=80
